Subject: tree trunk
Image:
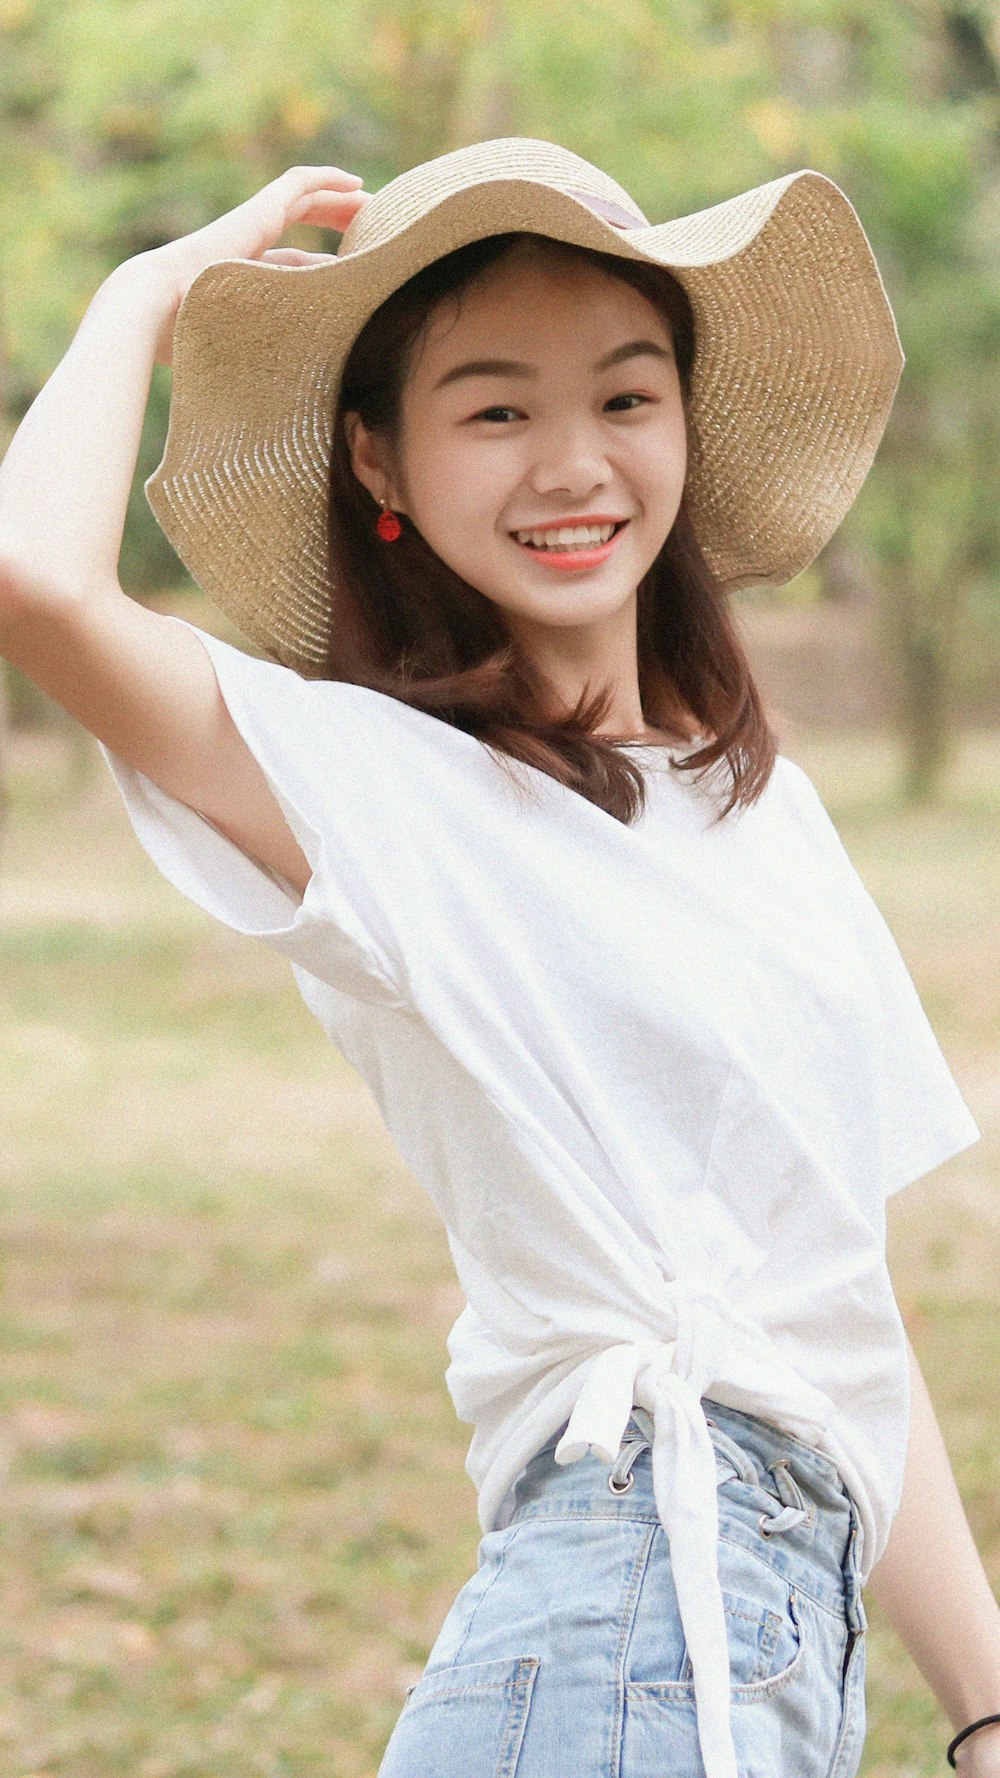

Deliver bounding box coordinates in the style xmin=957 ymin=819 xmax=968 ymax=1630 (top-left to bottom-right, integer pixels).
xmin=879 ymin=560 xmax=958 ymax=803
xmin=897 ymin=626 xmax=953 ymax=801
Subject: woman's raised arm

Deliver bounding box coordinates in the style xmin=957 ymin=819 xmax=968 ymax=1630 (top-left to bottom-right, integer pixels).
xmin=0 ymin=167 xmax=367 ymax=891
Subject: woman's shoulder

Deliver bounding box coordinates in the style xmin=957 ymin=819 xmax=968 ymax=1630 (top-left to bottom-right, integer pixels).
xmin=173 ymin=618 xmax=441 ymax=738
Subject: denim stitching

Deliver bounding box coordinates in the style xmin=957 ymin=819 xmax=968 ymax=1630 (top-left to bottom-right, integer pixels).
xmin=450 ymin=1524 xmax=522 ymax=1669
xmin=632 ymin=1588 xmax=806 ymax=1705
xmin=612 ymin=1523 xmax=658 ymax=1778
xmin=716 ymin=1528 xmax=850 ymax=1623
xmin=404 ymin=1657 xmax=538 ymax=1709
xmin=824 ymin=1624 xmax=867 ymax=1778
xmin=497 ymin=1657 xmax=540 ymax=1778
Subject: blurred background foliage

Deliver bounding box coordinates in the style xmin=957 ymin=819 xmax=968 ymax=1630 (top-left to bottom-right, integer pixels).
xmin=1 ymin=0 xmax=999 ymax=789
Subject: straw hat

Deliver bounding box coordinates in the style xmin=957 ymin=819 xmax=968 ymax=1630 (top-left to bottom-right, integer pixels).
xmin=147 ymin=136 xmax=903 ymax=676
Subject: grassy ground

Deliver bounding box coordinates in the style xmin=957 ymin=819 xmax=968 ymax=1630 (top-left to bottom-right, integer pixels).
xmin=1 ymin=707 xmax=997 ymax=1778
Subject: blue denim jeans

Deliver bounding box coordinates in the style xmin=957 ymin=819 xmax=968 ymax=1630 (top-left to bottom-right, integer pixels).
xmin=377 ymin=1397 xmax=868 ymax=1778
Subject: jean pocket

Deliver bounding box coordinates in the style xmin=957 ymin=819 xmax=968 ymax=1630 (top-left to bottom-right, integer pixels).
xmin=684 ymin=1583 xmax=804 ymax=1699
xmin=627 ymin=1528 xmax=806 ymax=1701
xmin=379 ymin=1654 xmax=540 ymax=1778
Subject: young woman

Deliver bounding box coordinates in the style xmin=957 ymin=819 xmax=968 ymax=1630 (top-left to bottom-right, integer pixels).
xmin=0 ymin=138 xmax=997 ymax=1778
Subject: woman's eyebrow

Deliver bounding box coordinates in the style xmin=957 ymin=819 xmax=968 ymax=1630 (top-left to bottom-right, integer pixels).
xmin=432 ymin=338 xmax=673 ymax=392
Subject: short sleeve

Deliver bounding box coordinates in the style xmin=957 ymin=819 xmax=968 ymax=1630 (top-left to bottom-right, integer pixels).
xmin=98 ymin=615 xmax=412 ymax=1008
xmin=780 ymin=758 xmax=981 ymax=1198
xmin=847 ymin=877 xmax=981 ymax=1196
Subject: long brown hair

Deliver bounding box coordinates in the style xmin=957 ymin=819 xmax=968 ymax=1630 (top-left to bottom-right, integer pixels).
xmin=326 ymin=231 xmax=778 ymax=824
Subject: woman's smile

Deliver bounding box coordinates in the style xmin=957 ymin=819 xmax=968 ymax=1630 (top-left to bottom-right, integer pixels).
xmin=509 ymin=517 xmax=631 ymax=572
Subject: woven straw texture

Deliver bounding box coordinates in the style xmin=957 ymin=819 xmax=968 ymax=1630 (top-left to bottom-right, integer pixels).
xmin=147 ymin=136 xmax=903 ymax=676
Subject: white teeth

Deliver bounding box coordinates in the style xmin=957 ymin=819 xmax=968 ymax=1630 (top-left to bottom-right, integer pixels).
xmin=513 ymin=522 xmax=618 ymax=549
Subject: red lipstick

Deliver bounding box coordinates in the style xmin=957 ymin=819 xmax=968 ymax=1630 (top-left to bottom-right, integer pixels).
xmin=510 ymin=517 xmax=630 ymax=573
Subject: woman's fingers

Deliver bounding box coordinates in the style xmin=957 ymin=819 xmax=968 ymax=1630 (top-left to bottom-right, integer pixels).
xmin=277 ymin=163 xmax=364 ymax=190
xmin=259 ymin=248 xmax=342 ymax=265
xmin=286 ymin=188 xmax=369 ymax=226
xmin=276 ymin=164 xmax=364 ymax=215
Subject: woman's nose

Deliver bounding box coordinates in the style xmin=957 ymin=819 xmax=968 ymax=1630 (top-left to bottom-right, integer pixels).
xmin=528 ymin=419 xmax=613 ymax=497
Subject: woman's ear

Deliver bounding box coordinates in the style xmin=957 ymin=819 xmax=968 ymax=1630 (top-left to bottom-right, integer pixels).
xmin=343 ymin=411 xmax=405 ymax=512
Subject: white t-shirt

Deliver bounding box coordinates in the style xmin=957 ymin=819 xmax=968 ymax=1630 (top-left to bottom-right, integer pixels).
xmin=99 ymin=615 xmax=980 ymax=1778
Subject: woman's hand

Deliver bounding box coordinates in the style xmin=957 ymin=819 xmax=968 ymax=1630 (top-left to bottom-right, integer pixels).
xmin=125 ymin=164 xmax=369 ymax=367
xmin=0 ymin=164 xmax=368 ymax=600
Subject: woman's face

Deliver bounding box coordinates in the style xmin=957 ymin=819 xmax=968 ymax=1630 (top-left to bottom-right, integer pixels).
xmin=354 ymin=249 xmax=688 ymax=650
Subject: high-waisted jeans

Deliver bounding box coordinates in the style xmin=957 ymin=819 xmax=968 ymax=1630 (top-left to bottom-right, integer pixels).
xmin=377 ymin=1397 xmax=868 ymax=1778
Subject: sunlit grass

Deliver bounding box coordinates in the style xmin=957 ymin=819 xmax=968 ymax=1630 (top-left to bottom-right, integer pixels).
xmin=1 ymin=717 xmax=997 ymax=1777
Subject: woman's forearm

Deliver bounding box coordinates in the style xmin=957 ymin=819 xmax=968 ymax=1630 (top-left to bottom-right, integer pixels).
xmin=867 ymin=1332 xmax=1000 ymax=1744
xmin=0 ymin=255 xmax=176 ymax=600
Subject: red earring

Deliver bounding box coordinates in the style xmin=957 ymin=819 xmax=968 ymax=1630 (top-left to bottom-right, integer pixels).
xmin=376 ymin=498 xmax=402 ymax=542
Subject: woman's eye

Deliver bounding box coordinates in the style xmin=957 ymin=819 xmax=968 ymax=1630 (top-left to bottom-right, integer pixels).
xmin=472 ymin=394 xmax=650 ymax=423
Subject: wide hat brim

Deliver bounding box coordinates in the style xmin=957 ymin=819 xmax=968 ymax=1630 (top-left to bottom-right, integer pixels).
xmin=147 ymin=137 xmax=904 ymax=676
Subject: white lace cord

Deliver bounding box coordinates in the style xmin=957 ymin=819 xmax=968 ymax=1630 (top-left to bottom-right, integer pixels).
xmin=550 ymin=1282 xmax=834 ymax=1778
xmin=706 ymin=1418 xmax=761 ymax=1486
xmin=607 ymin=1409 xmax=653 ymax=1490
xmin=759 ymin=1456 xmax=813 ymax=1536
xmin=554 ymin=1336 xmax=740 ymax=1778
xmin=650 ymin=1368 xmax=740 ymax=1778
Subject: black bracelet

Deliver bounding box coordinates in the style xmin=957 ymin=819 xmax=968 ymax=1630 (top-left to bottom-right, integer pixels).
xmin=947 ymin=1715 xmax=1000 ymax=1767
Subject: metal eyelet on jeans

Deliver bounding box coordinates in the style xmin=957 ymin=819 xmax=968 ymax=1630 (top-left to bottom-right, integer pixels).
xmin=759 ymin=1512 xmax=775 ymax=1536
xmin=608 ymin=1470 xmax=636 ymax=1494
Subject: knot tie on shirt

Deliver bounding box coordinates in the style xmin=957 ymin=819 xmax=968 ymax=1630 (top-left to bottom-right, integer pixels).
xmin=552 ymin=1278 xmax=833 ymax=1778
